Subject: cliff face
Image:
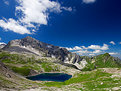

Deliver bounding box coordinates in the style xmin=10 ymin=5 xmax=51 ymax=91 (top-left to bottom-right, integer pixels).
xmin=0 ymin=43 xmax=6 ymax=49
xmin=0 ymin=61 xmax=16 ymax=78
xmin=2 ymin=36 xmax=87 ymax=69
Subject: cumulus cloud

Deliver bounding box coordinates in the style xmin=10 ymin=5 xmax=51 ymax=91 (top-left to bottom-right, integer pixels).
xmin=89 ymin=54 xmax=95 ymax=56
xmin=66 ymin=47 xmax=73 ymax=51
xmin=66 ymin=43 xmax=120 ymax=57
xmin=75 ymin=50 xmax=90 ymax=54
xmin=82 ymin=0 xmax=96 ymax=4
xmin=74 ymin=49 xmax=102 ymax=56
xmin=87 ymin=44 xmax=109 ymax=50
xmin=67 ymin=44 xmax=109 ymax=51
xmin=0 ymin=18 xmax=31 ymax=34
xmin=66 ymin=44 xmax=109 ymax=56
xmin=109 ymin=52 xmax=118 ymax=55
xmin=66 ymin=46 xmax=82 ymax=51
xmin=92 ymin=50 xmax=102 ymax=54
xmin=119 ymin=42 xmax=121 ymax=44
xmin=61 ymin=7 xmax=72 ymax=12
xmin=0 ymin=42 xmax=6 ymax=45
xmin=16 ymin=0 xmax=62 ymax=25
xmin=3 ymin=0 xmax=9 ymax=5
xmin=81 ymin=46 xmax=88 ymax=49
xmin=0 ymin=0 xmax=72 ymax=34
xmin=110 ymin=41 xmax=116 ymax=45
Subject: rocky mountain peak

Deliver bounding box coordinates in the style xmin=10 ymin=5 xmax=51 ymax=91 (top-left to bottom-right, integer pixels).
xmin=0 ymin=43 xmax=6 ymax=49
xmin=22 ymin=36 xmax=37 ymax=42
xmin=25 ymin=36 xmax=33 ymax=39
xmin=2 ymin=36 xmax=87 ymax=69
xmin=20 ymin=36 xmax=40 ymax=47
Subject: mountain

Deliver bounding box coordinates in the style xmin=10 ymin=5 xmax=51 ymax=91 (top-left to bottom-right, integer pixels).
xmin=1 ymin=36 xmax=121 ymax=70
xmin=0 ymin=51 xmax=121 ymax=91
xmin=0 ymin=37 xmax=121 ymax=90
xmin=0 ymin=43 xmax=6 ymax=49
xmin=94 ymin=53 xmax=121 ymax=68
xmin=82 ymin=53 xmax=121 ymax=71
xmin=2 ymin=36 xmax=87 ymax=70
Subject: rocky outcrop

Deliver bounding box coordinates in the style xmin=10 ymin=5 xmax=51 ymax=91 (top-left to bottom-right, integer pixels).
xmin=0 ymin=43 xmax=6 ymax=49
xmin=28 ymin=69 xmax=39 ymax=76
xmin=0 ymin=61 xmax=16 ymax=78
xmin=2 ymin=36 xmax=87 ymax=70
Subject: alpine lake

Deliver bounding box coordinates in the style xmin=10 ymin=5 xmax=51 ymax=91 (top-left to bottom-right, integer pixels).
xmin=26 ymin=73 xmax=72 ymax=82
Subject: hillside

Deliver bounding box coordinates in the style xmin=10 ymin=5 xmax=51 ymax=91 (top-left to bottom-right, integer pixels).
xmin=0 ymin=51 xmax=80 ymax=90
xmin=0 ymin=51 xmax=121 ymax=91
xmin=2 ymin=36 xmax=88 ymax=70
xmin=82 ymin=53 xmax=121 ymax=71
xmin=0 ymin=51 xmax=79 ymax=76
xmin=0 ymin=60 xmax=43 ymax=91
xmin=0 ymin=37 xmax=121 ymax=91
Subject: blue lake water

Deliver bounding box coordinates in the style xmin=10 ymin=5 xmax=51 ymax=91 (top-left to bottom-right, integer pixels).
xmin=26 ymin=73 xmax=72 ymax=82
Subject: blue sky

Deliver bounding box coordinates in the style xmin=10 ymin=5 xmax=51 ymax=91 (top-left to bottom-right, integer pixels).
xmin=0 ymin=0 xmax=121 ymax=58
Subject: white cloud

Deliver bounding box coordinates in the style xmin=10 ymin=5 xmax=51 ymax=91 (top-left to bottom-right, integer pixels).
xmin=66 ymin=46 xmax=82 ymax=51
xmin=109 ymin=52 xmax=118 ymax=55
xmin=92 ymin=50 xmax=102 ymax=54
xmin=66 ymin=43 xmax=120 ymax=57
xmin=87 ymin=45 xmax=100 ymax=50
xmin=16 ymin=0 xmax=61 ymax=25
xmin=66 ymin=43 xmax=109 ymax=56
xmin=61 ymin=7 xmax=72 ymax=12
xmin=110 ymin=41 xmax=116 ymax=45
xmin=67 ymin=44 xmax=109 ymax=51
xmin=89 ymin=54 xmax=95 ymax=56
xmin=75 ymin=49 xmax=102 ymax=56
xmin=0 ymin=19 xmax=31 ymax=34
xmin=66 ymin=47 xmax=73 ymax=51
xmin=75 ymin=50 xmax=90 ymax=54
xmin=0 ymin=42 xmax=6 ymax=45
xmin=0 ymin=0 xmax=71 ymax=34
xmin=0 ymin=37 xmax=1 ymax=41
xmin=82 ymin=0 xmax=96 ymax=4
xmin=3 ymin=0 xmax=9 ymax=5
xmin=81 ymin=46 xmax=88 ymax=49
xmin=101 ymin=44 xmax=109 ymax=50
xmin=87 ymin=44 xmax=109 ymax=50
xmin=119 ymin=42 xmax=121 ymax=44
xmin=73 ymin=46 xmax=82 ymax=50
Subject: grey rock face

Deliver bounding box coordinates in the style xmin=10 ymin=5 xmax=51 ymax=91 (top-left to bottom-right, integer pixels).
xmin=0 ymin=44 xmax=6 ymax=49
xmin=28 ymin=69 xmax=39 ymax=76
xmin=0 ymin=61 xmax=17 ymax=78
xmin=2 ymin=36 xmax=86 ymax=69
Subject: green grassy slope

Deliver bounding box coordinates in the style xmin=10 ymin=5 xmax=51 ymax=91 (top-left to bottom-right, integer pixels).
xmin=82 ymin=53 xmax=121 ymax=71
xmin=0 ymin=52 xmax=77 ymax=76
xmin=94 ymin=53 xmax=121 ymax=68
xmin=0 ymin=52 xmax=121 ymax=91
xmin=43 ymin=69 xmax=121 ymax=91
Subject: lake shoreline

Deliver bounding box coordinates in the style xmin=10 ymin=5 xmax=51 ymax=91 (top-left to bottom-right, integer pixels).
xmin=26 ymin=73 xmax=72 ymax=82
xmin=26 ymin=71 xmax=72 ymax=77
